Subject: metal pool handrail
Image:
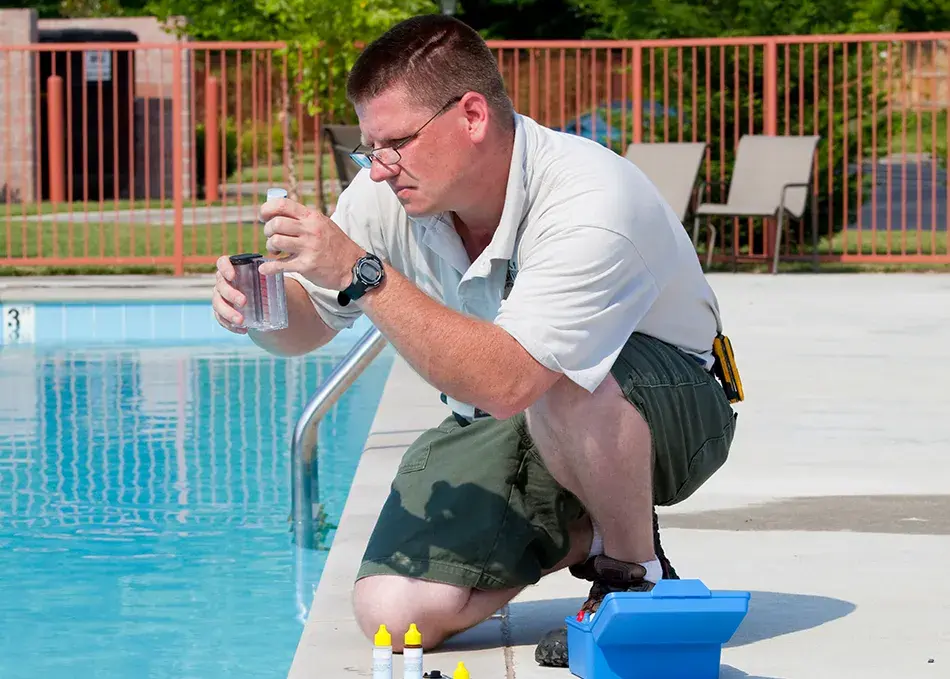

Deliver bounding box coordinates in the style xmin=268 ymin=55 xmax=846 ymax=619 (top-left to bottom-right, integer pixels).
xmin=291 ymin=326 xmax=388 ymax=549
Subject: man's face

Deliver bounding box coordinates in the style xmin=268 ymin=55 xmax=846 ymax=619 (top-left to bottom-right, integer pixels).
xmin=353 ymin=86 xmax=484 ymax=217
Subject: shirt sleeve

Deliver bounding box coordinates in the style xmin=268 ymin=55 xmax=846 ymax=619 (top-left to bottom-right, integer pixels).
xmin=284 ymin=172 xmax=382 ymax=332
xmin=493 ymin=225 xmax=661 ymax=393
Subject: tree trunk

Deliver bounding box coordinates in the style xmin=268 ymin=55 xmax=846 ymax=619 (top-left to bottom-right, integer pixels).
xmin=280 ymin=64 xmax=300 ymax=202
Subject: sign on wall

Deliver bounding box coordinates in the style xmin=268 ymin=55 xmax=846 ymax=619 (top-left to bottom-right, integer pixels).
xmin=84 ymin=50 xmax=113 ymax=82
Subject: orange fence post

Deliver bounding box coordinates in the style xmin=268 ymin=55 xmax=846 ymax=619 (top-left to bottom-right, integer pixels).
xmin=205 ymin=75 xmax=219 ymax=203
xmin=763 ymin=39 xmax=778 ymax=136
xmin=762 ymin=39 xmax=778 ymax=263
xmin=47 ymin=74 xmax=65 ymax=204
xmin=172 ymin=42 xmax=184 ymax=276
xmin=632 ymin=44 xmax=643 ymax=143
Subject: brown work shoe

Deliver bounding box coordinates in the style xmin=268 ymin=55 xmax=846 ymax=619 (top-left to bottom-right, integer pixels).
xmin=534 ymin=508 xmax=679 ymax=668
xmin=534 ymin=556 xmax=657 ymax=667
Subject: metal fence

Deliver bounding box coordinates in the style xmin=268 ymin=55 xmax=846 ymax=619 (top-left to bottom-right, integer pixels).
xmin=2 ymin=32 xmax=949 ymax=272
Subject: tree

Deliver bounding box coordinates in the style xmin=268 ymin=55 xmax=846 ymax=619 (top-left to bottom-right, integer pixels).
xmin=455 ymin=0 xmax=596 ymax=39
xmin=148 ymin=0 xmax=433 ymax=204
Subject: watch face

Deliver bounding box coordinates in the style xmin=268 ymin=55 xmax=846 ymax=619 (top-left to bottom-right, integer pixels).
xmin=357 ymin=259 xmax=383 ymax=284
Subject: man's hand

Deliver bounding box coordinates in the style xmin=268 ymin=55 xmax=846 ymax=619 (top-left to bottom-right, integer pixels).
xmin=257 ymin=196 xmax=364 ymax=290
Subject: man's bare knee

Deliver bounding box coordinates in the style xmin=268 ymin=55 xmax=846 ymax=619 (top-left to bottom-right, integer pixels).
xmin=352 ymin=575 xmax=470 ymax=651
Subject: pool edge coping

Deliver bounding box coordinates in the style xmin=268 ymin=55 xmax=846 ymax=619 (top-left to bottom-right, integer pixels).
xmin=286 ymin=356 xmax=517 ymax=678
xmin=0 ymin=275 xmax=216 ymax=303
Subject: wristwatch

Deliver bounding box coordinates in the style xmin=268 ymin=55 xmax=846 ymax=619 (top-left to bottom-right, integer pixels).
xmin=338 ymin=252 xmax=385 ymax=306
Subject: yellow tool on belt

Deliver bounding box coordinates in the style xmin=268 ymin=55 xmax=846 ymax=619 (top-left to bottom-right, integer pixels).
xmin=712 ymin=333 xmax=745 ymax=404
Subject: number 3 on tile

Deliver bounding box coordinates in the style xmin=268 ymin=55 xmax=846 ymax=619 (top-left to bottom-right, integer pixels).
xmin=2 ymin=304 xmax=36 ymax=345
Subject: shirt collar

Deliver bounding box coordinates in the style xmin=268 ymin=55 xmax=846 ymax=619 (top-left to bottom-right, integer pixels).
xmin=415 ymin=113 xmax=530 ymax=272
xmin=480 ymin=112 xmax=529 ymax=264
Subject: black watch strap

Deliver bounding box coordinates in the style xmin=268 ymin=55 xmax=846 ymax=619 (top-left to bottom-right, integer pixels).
xmin=338 ymin=252 xmax=385 ymax=307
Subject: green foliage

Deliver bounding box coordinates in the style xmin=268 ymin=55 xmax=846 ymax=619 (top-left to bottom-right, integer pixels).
xmin=192 ymin=122 xmax=239 ymax=198
xmin=564 ymin=0 xmax=950 ymax=38
xmin=456 ymin=0 xmax=596 ymax=39
xmin=149 ymin=0 xmax=434 ymax=120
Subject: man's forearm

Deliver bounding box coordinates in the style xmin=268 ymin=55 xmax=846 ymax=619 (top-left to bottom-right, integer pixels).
xmin=356 ymin=268 xmax=557 ymax=418
xmin=249 ymin=278 xmax=338 ymax=357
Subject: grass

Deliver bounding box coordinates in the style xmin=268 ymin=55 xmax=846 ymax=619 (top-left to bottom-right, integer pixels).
xmin=233 ymin=152 xmax=337 ymax=184
xmin=0 ymin=220 xmax=258 ymax=276
xmin=825 ymin=228 xmax=948 ymax=257
xmin=888 ymin=110 xmax=949 ymax=159
xmin=3 ymin=218 xmax=948 ymax=276
xmin=3 ymin=152 xmax=339 ymax=218
xmin=4 ymin=191 xmax=324 ymax=218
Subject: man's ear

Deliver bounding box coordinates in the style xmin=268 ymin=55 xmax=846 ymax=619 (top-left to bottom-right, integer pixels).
xmin=460 ymin=92 xmax=492 ymax=144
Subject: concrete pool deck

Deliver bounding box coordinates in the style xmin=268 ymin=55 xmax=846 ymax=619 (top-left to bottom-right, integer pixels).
xmin=4 ymin=272 xmax=947 ymax=677
xmin=290 ymin=272 xmax=950 ymax=679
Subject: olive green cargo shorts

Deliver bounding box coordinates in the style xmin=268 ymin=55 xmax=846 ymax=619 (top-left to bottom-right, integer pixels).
xmin=356 ymin=332 xmax=738 ymax=591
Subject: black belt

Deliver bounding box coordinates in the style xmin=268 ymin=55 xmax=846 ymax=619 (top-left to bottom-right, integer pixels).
xmin=441 ymin=393 xmax=491 ymax=428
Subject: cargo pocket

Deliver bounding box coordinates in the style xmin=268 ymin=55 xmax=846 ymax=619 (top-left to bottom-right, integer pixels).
xmin=666 ymin=410 xmax=737 ymax=506
xmin=397 ymin=444 xmax=431 ymax=474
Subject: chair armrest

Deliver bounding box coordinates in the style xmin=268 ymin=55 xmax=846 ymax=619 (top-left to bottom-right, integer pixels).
xmin=779 ymin=181 xmax=812 ymax=216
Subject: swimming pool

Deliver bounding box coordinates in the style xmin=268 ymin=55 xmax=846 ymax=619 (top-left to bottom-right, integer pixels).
xmin=0 ymin=336 xmax=393 ymax=679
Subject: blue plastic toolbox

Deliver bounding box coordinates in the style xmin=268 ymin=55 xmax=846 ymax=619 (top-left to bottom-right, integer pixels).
xmin=565 ymin=579 xmax=750 ymax=679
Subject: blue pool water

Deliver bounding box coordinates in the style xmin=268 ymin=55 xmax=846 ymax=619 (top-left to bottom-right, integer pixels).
xmin=0 ymin=340 xmax=393 ymax=679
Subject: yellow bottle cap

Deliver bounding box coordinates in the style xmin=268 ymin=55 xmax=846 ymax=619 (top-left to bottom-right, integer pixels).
xmin=374 ymin=624 xmax=391 ymax=646
xmin=453 ymin=661 xmax=470 ymax=679
xmin=404 ymin=623 xmax=422 ymax=646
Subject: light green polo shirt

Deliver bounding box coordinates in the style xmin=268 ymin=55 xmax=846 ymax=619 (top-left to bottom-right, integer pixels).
xmin=287 ymin=113 xmax=722 ymax=417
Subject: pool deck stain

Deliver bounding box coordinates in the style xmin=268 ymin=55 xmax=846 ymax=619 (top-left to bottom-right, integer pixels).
xmin=6 ymin=272 xmax=948 ymax=678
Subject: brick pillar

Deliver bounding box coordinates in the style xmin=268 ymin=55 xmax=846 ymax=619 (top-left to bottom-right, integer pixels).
xmin=0 ymin=9 xmax=38 ymax=203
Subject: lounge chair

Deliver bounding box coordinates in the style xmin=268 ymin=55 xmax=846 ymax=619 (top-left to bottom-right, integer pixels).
xmin=692 ymin=134 xmax=821 ymax=273
xmin=624 ymin=142 xmax=707 ymax=224
xmin=322 ymin=124 xmax=364 ymax=197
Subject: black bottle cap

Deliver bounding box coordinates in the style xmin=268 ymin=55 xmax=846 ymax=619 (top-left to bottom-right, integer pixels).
xmin=229 ymin=253 xmax=262 ymax=265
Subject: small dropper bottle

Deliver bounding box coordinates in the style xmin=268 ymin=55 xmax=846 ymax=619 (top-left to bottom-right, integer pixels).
xmin=403 ymin=623 xmax=423 ymax=679
xmin=452 ymin=662 xmax=470 ymax=679
xmin=372 ymin=624 xmax=393 ymax=679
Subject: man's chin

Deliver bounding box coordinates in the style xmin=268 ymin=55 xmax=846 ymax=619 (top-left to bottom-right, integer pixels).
xmin=400 ymin=198 xmax=439 ymax=218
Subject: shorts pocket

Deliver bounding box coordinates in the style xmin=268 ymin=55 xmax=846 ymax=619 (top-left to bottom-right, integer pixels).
xmin=666 ymin=411 xmax=737 ymax=506
xmin=397 ymin=444 xmax=431 ymax=474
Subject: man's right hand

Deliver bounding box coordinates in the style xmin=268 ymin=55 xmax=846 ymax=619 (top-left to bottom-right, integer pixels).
xmin=212 ymin=255 xmax=249 ymax=335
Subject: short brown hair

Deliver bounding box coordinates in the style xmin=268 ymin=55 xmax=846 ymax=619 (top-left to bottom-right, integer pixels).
xmin=346 ymin=15 xmax=514 ymax=127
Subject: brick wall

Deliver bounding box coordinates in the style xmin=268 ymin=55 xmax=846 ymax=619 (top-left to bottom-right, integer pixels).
xmin=0 ymin=11 xmax=193 ymax=204
xmin=0 ymin=9 xmax=38 ymax=203
xmin=37 ymin=17 xmax=193 ymax=201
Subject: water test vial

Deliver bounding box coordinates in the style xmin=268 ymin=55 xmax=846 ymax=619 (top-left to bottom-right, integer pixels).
xmin=229 ymin=253 xmax=289 ymax=332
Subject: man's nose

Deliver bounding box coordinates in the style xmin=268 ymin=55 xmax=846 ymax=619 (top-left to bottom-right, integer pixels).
xmin=369 ymin=159 xmax=399 ymax=182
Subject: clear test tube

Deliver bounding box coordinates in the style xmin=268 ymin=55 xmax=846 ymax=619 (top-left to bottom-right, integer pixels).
xmin=256 ymin=256 xmax=289 ymax=331
xmin=229 ymin=252 xmax=289 ymax=332
xmin=229 ymin=253 xmax=264 ymax=328
xmin=229 ymin=186 xmax=291 ymax=332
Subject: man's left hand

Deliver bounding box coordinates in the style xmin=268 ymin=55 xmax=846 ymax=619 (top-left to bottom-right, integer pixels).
xmin=258 ymin=196 xmax=363 ymax=290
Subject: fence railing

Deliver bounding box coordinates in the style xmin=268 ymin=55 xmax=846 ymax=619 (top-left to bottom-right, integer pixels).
xmin=2 ymin=32 xmax=949 ymax=272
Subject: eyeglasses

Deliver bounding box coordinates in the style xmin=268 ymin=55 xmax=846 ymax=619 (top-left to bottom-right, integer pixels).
xmin=349 ymin=95 xmax=463 ymax=169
